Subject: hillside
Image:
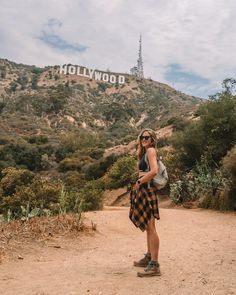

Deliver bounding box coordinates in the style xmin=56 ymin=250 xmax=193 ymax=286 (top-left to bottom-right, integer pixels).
xmin=0 ymin=58 xmax=202 ymax=145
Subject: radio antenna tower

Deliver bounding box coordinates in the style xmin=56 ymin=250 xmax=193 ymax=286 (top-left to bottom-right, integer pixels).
xmin=130 ymin=34 xmax=144 ymax=78
xmin=137 ymin=34 xmax=144 ymax=78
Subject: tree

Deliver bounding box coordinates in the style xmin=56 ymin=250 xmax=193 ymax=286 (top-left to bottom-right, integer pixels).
xmin=173 ymin=79 xmax=236 ymax=169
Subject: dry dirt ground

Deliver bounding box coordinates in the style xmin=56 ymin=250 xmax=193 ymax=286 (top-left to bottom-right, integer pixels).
xmin=0 ymin=205 xmax=235 ymax=295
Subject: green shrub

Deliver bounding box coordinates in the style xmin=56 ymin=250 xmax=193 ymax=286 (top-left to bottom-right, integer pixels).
xmin=59 ymin=157 xmax=82 ymax=172
xmin=55 ymin=131 xmax=102 ymax=162
xmin=63 ymin=171 xmax=86 ymax=191
xmin=82 ymin=147 xmax=104 ymax=160
xmin=166 ymin=116 xmax=190 ymax=131
xmin=16 ymin=75 xmax=28 ymax=90
xmin=59 ymin=156 xmax=93 ymax=172
xmin=156 ymin=137 xmax=169 ymax=148
xmin=172 ymin=122 xmax=205 ymax=169
xmin=58 ymin=185 xmax=82 ymax=214
xmin=27 ymin=135 xmax=49 ymax=144
xmin=97 ymin=82 xmax=111 ymax=92
xmin=200 ymin=191 xmax=234 ymax=211
xmin=83 ymin=154 xmax=118 ymax=181
xmin=0 ymin=167 xmax=35 ymax=196
xmin=221 ymin=145 xmax=236 ymax=210
xmin=31 ymin=74 xmax=39 ymax=90
xmin=170 ymin=157 xmax=228 ymax=206
xmin=78 ymin=179 xmax=105 ymax=211
xmin=105 ymin=155 xmax=137 ymax=189
xmin=76 ymin=83 xmax=85 ymax=91
xmin=1 ymin=141 xmax=46 ymax=171
xmin=9 ymin=81 xmax=18 ymax=92
xmin=0 ymin=175 xmax=61 ymax=217
xmin=222 ymin=145 xmax=236 ymax=184
xmin=0 ymin=101 xmax=6 ymax=113
xmin=30 ymin=177 xmax=61 ymax=208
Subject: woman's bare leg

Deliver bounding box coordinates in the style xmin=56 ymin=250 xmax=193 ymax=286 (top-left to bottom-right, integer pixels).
xmin=146 ymin=231 xmax=151 ymax=254
xmin=146 ymin=216 xmax=159 ymax=261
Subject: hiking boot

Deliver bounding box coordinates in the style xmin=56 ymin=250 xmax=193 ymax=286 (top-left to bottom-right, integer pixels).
xmin=133 ymin=253 xmax=151 ymax=267
xmin=137 ymin=261 xmax=161 ymax=277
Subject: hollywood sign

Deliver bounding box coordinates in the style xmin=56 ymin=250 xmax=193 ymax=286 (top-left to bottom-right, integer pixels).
xmin=59 ymin=64 xmax=125 ymax=84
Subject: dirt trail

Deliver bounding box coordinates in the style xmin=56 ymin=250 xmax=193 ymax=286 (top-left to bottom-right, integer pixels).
xmin=0 ymin=206 xmax=235 ymax=295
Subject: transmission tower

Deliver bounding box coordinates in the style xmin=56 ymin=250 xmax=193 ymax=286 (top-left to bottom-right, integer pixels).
xmin=130 ymin=35 xmax=144 ymax=78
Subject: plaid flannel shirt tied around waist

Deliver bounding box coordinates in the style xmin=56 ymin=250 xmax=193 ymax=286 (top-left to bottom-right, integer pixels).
xmin=129 ymin=181 xmax=160 ymax=232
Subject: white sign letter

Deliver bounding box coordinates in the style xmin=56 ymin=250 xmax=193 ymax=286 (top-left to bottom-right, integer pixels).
xmin=83 ymin=67 xmax=90 ymax=78
xmin=109 ymin=75 xmax=116 ymax=84
xmin=88 ymin=69 xmax=95 ymax=79
xmin=118 ymin=75 xmax=125 ymax=84
xmin=68 ymin=65 xmax=76 ymax=75
xmin=59 ymin=64 xmax=67 ymax=75
xmin=76 ymin=66 xmax=83 ymax=76
xmin=102 ymin=73 xmax=109 ymax=82
xmin=94 ymin=71 xmax=102 ymax=81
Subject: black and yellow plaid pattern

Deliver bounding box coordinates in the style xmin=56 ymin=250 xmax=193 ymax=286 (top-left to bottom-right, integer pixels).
xmin=129 ymin=181 xmax=160 ymax=232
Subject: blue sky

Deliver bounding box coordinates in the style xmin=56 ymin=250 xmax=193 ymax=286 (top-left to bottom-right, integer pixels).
xmin=38 ymin=19 xmax=88 ymax=52
xmin=1 ymin=0 xmax=236 ymax=98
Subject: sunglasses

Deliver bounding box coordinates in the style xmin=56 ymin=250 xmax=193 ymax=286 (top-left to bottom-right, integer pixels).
xmin=140 ymin=135 xmax=151 ymax=141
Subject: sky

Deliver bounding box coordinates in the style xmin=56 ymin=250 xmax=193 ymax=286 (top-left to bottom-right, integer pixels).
xmin=0 ymin=0 xmax=236 ymax=98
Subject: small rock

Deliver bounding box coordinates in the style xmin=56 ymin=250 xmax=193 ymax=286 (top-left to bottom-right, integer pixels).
xmin=18 ymin=255 xmax=23 ymax=260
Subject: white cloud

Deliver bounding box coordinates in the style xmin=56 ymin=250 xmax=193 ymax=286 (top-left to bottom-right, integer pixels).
xmin=0 ymin=0 xmax=236 ymax=97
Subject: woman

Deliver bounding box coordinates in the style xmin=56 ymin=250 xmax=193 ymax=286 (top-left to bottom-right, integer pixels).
xmin=129 ymin=128 xmax=161 ymax=277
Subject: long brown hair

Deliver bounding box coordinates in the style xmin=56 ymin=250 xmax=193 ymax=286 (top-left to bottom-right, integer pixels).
xmin=137 ymin=128 xmax=158 ymax=160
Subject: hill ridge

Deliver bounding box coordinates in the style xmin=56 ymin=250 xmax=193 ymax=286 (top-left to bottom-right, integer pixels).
xmin=0 ymin=58 xmax=202 ymax=145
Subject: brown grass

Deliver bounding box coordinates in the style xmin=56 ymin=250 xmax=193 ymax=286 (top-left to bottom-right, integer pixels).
xmin=0 ymin=213 xmax=88 ymax=262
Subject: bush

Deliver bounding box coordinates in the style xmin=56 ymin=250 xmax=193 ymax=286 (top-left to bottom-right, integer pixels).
xmin=172 ymin=122 xmax=205 ymax=169
xmin=82 ymin=147 xmax=104 ymax=160
xmin=222 ymin=145 xmax=236 ymax=184
xmin=200 ymin=191 xmax=234 ymax=211
xmin=63 ymin=171 xmax=86 ymax=191
xmin=55 ymin=131 xmax=103 ymax=162
xmin=58 ymin=157 xmax=82 ymax=172
xmin=83 ymin=154 xmax=118 ymax=181
xmin=97 ymin=82 xmax=111 ymax=92
xmin=59 ymin=156 xmax=93 ymax=172
xmin=221 ymin=145 xmax=236 ymax=210
xmin=0 ymin=169 xmax=62 ymax=217
xmin=27 ymin=135 xmax=49 ymax=144
xmin=0 ymin=101 xmax=6 ymax=113
xmin=170 ymin=157 xmax=228 ymax=207
xmin=0 ymin=167 xmax=35 ymax=196
xmin=1 ymin=141 xmax=47 ymax=171
xmin=156 ymin=137 xmax=169 ymax=148
xmin=58 ymin=185 xmax=81 ymax=214
xmin=30 ymin=177 xmax=61 ymax=208
xmin=78 ymin=179 xmax=105 ymax=211
xmin=9 ymin=81 xmax=18 ymax=92
xmin=16 ymin=75 xmax=28 ymax=90
xmin=105 ymin=155 xmax=137 ymax=189
xmin=76 ymin=83 xmax=85 ymax=91
xmin=166 ymin=116 xmax=190 ymax=131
